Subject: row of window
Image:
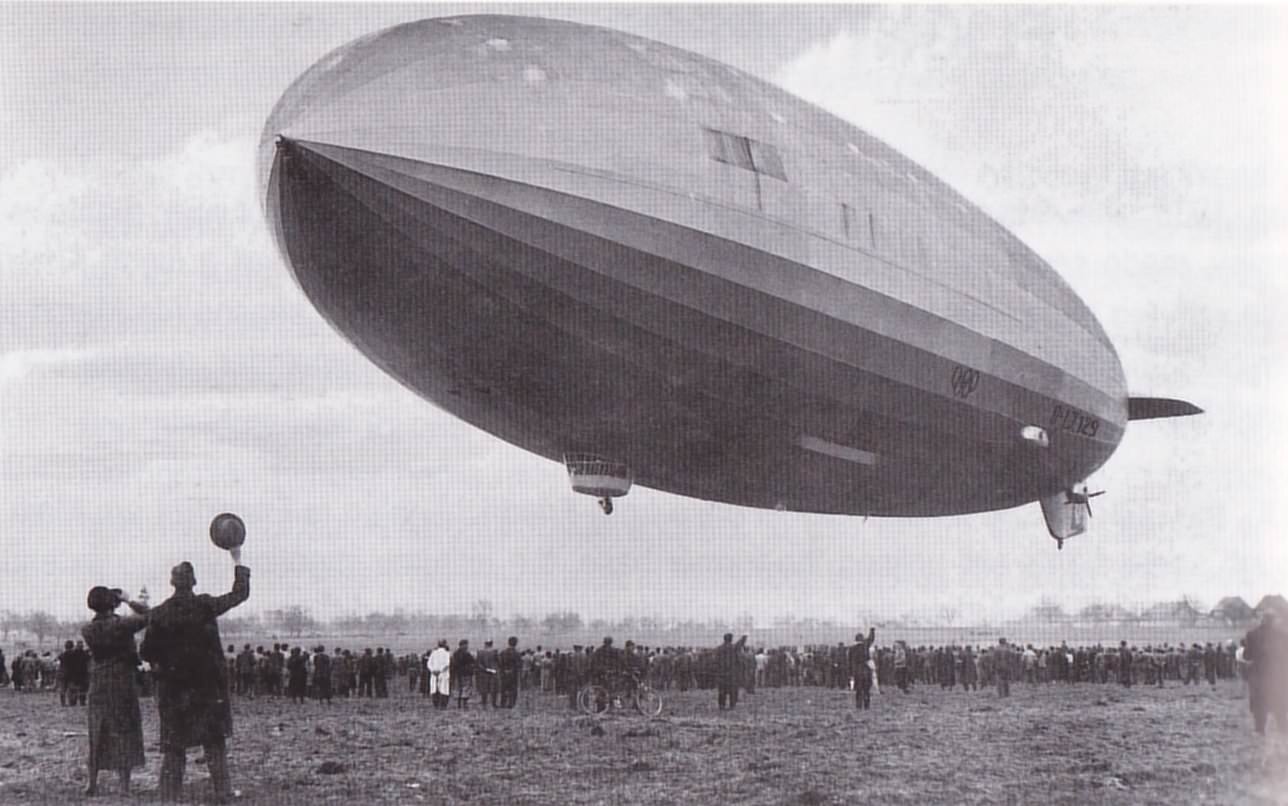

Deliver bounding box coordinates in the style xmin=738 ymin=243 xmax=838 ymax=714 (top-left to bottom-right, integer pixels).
xmin=704 ymin=127 xmax=985 ymax=266
xmin=704 ymin=127 xmax=883 ymax=250
xmin=702 ymin=127 xmax=787 ymax=181
xmin=839 ymin=203 xmax=878 ymax=250
xmin=703 ymin=128 xmax=938 ymax=196
xmin=697 ymin=128 xmax=1024 ymax=311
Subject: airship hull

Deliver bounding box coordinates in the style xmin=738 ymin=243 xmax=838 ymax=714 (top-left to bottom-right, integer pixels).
xmin=261 ymin=15 xmax=1130 ymax=516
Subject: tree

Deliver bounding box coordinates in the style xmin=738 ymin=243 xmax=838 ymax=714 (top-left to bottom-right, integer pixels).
xmin=26 ymin=610 xmax=59 ymax=647
xmin=1177 ymin=594 xmax=1205 ymax=627
xmin=268 ymin=606 xmax=316 ymax=638
xmin=363 ymin=611 xmax=390 ymax=633
xmin=219 ymin=613 xmax=260 ymax=636
xmin=1030 ymin=599 xmax=1065 ymax=624
xmin=334 ymin=613 xmax=366 ymax=634
xmin=1109 ymin=603 xmax=1141 ymax=624
xmin=471 ymin=599 xmax=494 ymax=631
xmin=542 ymin=611 xmax=583 ymax=634
xmin=0 ymin=610 xmax=20 ymax=642
xmin=1078 ymin=602 xmax=1114 ymax=623
xmin=384 ymin=609 xmax=410 ymax=635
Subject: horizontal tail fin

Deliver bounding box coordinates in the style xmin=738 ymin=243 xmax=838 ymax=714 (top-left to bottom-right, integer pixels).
xmin=1128 ymin=397 xmax=1203 ymax=421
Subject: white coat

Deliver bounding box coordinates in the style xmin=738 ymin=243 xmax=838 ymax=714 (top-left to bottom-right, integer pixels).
xmin=427 ymin=647 xmax=451 ymax=695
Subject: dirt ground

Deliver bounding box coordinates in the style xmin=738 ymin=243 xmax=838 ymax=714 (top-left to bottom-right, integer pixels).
xmin=2 ymin=680 xmax=1285 ymax=805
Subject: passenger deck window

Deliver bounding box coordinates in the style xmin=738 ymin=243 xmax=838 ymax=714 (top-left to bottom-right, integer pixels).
xmin=748 ymin=140 xmax=786 ymax=181
xmin=703 ymin=128 xmax=786 ymax=181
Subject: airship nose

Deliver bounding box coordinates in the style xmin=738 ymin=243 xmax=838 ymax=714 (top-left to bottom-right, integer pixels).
xmin=257 ymin=16 xmax=568 ymax=214
xmin=256 ymin=132 xmax=294 ymax=214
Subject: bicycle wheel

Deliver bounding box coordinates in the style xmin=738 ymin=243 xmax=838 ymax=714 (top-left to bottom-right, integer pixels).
xmin=633 ymin=685 xmax=663 ymax=717
xmin=578 ymin=684 xmax=609 ymax=715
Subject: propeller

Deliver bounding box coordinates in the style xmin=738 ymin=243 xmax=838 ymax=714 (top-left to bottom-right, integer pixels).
xmin=1065 ymin=489 xmax=1106 ymax=517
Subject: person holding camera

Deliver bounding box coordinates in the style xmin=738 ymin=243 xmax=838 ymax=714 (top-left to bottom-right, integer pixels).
xmin=81 ymin=586 xmax=150 ymax=796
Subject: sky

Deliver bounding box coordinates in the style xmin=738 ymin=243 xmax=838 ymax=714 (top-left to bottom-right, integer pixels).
xmin=1 ymin=4 xmax=1285 ymax=627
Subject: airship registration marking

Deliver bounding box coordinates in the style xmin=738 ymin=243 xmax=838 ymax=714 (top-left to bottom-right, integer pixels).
xmin=1049 ymin=404 xmax=1100 ymax=438
xmin=797 ymin=435 xmax=879 ymax=466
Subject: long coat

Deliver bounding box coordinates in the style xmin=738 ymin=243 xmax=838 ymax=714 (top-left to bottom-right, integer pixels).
xmin=715 ymin=637 xmax=747 ymax=684
xmin=476 ymin=646 xmax=499 ymax=695
xmin=849 ymin=629 xmax=877 ymax=688
xmin=451 ymin=648 xmax=476 ymax=695
xmin=498 ymin=647 xmax=522 ymax=683
xmin=140 ymin=566 xmax=250 ymax=749
xmin=81 ymin=612 xmax=148 ymax=771
xmin=427 ymin=647 xmax=451 ymax=695
xmin=1244 ymin=621 xmax=1288 ymax=714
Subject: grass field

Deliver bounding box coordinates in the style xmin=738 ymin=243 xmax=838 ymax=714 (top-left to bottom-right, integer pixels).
xmin=2 ymin=676 xmax=1285 ymax=805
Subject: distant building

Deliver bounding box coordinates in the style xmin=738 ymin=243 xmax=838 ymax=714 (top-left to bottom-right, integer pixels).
xmin=1211 ymin=596 xmax=1255 ymax=626
xmin=1142 ymin=600 xmax=1204 ymax=626
xmin=1253 ymin=594 xmax=1288 ymax=619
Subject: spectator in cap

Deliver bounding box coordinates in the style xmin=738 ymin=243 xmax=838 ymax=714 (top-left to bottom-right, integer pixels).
xmin=140 ymin=549 xmax=250 ymax=803
xmin=715 ymin=633 xmax=748 ymax=710
xmin=849 ymin=628 xmax=877 ymax=709
xmin=476 ymin=639 xmax=499 ymax=708
xmin=993 ymin=638 xmax=1012 ymax=698
xmin=451 ymin=640 xmax=476 ymax=708
xmin=498 ymin=636 xmax=522 ymax=708
xmin=313 ymin=646 xmax=333 ymax=704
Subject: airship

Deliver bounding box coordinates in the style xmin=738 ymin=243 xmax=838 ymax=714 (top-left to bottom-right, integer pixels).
xmin=258 ymin=15 xmax=1200 ymax=548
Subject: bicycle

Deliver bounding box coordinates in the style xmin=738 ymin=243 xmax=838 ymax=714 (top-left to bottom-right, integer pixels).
xmin=576 ymin=670 xmax=663 ymax=717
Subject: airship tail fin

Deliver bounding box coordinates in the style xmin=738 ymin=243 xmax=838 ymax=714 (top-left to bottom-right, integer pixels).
xmin=1128 ymin=397 xmax=1203 ymax=421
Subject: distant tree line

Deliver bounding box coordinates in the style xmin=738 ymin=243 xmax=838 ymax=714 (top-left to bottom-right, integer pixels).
xmin=2 ymin=593 xmax=1274 ymax=647
xmin=1023 ymin=594 xmax=1265 ymax=628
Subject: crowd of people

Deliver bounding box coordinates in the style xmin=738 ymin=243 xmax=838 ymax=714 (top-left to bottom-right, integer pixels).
xmin=4 ymin=629 xmax=1267 ymax=709
xmin=225 ymin=619 xmax=1284 ymax=729
xmin=4 ymin=596 xmax=1286 ymax=801
xmin=15 ymin=628 xmax=1260 ymax=720
xmin=221 ymin=631 xmax=1257 ymax=706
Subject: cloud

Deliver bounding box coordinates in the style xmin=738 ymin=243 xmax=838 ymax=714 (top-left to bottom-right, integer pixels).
xmin=772 ymin=6 xmax=1286 ymax=239
xmin=0 ymin=347 xmax=99 ymax=385
xmin=0 ymin=132 xmax=268 ymax=288
xmin=0 ymin=160 xmax=104 ymax=281
xmin=771 ymin=6 xmax=1287 ymax=400
xmin=144 ymin=132 xmax=262 ymax=220
xmin=0 ymin=160 xmax=91 ymax=221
